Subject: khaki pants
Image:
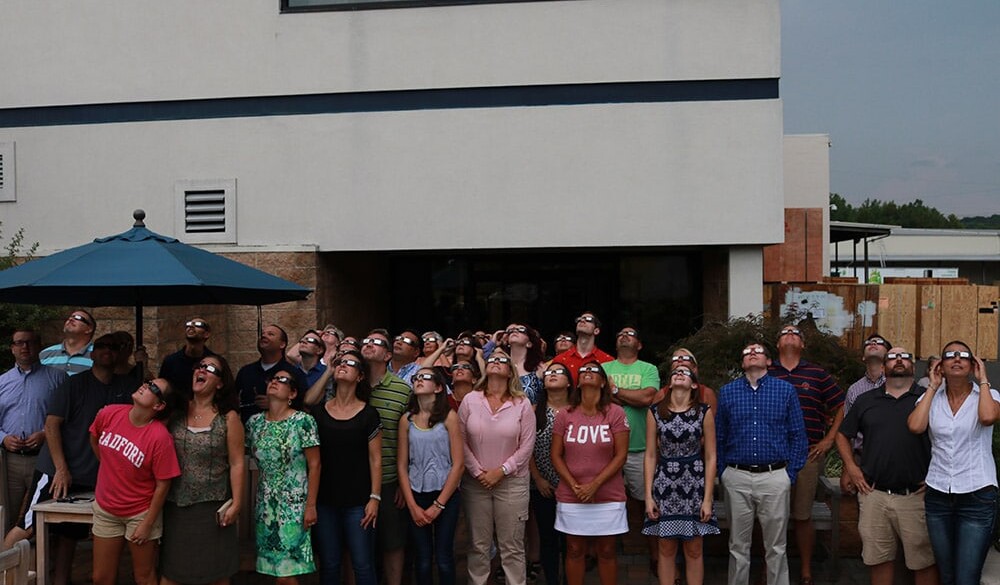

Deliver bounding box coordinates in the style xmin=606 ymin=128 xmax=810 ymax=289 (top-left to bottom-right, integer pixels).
xmin=1 ymin=450 xmax=38 ymax=533
xmin=462 ymin=474 xmax=530 ymax=585
xmin=722 ymin=467 xmax=791 ymax=585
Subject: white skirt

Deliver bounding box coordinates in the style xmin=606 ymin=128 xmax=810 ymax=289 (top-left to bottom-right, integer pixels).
xmin=555 ymin=502 xmax=628 ymax=536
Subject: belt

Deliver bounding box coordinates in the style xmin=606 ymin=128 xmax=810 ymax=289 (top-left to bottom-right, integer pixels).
xmin=730 ymin=462 xmax=787 ymax=473
xmin=4 ymin=446 xmax=40 ymax=456
xmin=872 ymin=484 xmax=924 ymax=496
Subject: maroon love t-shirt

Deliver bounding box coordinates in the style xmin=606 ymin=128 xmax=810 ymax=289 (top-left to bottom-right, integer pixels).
xmin=553 ymin=404 xmax=629 ymax=504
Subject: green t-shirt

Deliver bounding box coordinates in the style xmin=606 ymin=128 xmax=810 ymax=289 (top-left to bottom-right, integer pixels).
xmin=603 ymin=359 xmax=661 ymax=452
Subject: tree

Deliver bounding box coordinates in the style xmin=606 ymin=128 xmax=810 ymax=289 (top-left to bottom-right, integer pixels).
xmin=0 ymin=222 xmax=63 ymax=369
xmin=829 ymin=194 xmax=963 ymax=229
xmin=961 ymin=214 xmax=1000 ymax=229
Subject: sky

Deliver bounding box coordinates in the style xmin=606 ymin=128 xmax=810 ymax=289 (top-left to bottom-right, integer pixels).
xmin=781 ymin=0 xmax=1000 ymax=218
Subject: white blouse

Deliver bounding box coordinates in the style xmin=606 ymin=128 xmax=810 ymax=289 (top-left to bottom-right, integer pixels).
xmin=922 ymin=381 xmax=1000 ymax=494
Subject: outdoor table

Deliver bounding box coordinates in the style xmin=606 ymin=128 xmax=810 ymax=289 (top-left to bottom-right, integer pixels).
xmin=31 ymin=493 xmax=94 ymax=585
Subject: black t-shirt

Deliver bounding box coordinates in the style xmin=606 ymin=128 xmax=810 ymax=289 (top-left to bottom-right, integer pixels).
xmin=236 ymin=358 xmax=308 ymax=423
xmin=159 ymin=346 xmax=217 ymax=398
xmin=310 ymin=402 xmax=382 ymax=507
xmin=839 ymin=383 xmax=931 ymax=490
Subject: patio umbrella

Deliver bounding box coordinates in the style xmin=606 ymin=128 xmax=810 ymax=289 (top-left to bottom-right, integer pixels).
xmin=0 ymin=209 xmax=312 ymax=346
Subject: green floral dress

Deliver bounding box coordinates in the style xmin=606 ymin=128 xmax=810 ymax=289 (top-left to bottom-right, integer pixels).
xmin=246 ymin=411 xmax=320 ymax=577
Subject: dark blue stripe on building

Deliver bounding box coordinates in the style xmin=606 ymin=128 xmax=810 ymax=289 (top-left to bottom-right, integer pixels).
xmin=0 ymin=78 xmax=778 ymax=128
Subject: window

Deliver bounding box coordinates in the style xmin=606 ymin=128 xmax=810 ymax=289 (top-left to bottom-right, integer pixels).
xmin=173 ymin=179 xmax=237 ymax=244
xmin=282 ymin=0 xmax=550 ymax=12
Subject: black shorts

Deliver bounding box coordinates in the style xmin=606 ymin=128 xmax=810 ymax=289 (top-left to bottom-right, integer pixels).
xmin=17 ymin=470 xmax=93 ymax=540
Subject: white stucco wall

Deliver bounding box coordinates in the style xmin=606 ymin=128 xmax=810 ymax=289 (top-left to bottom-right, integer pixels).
xmin=783 ymin=134 xmax=831 ymax=274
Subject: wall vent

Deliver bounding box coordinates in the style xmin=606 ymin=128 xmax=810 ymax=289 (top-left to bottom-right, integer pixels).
xmin=174 ymin=179 xmax=236 ymax=244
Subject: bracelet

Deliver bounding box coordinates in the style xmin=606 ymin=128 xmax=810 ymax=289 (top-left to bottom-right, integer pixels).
xmin=980 ymin=381 xmax=990 ymax=387
xmin=433 ymin=500 xmax=446 ymax=510
xmin=369 ymin=493 xmax=382 ymax=502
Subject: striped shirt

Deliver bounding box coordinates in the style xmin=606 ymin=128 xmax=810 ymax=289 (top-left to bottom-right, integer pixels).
xmin=369 ymin=370 xmax=411 ymax=484
xmin=716 ymin=374 xmax=808 ymax=483
xmin=844 ymin=372 xmax=885 ymax=453
xmin=39 ymin=342 xmax=93 ymax=376
xmin=768 ymin=359 xmax=843 ymax=445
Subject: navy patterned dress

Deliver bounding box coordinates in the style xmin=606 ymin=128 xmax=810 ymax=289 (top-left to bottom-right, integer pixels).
xmin=642 ymin=403 xmax=720 ymax=540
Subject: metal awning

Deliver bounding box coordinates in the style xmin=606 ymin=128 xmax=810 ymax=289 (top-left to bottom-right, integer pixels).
xmin=829 ymin=221 xmax=899 ymax=281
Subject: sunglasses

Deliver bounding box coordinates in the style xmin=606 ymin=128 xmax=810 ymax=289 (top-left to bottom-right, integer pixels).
xmin=942 ymin=350 xmax=972 ymax=360
xmin=336 ymin=358 xmax=361 ymax=369
xmin=395 ymin=335 xmax=418 ymax=347
xmin=300 ymin=336 xmax=323 ymax=347
xmin=579 ymin=366 xmax=602 ymax=374
xmin=341 ymin=339 xmax=361 ymax=348
xmin=144 ymin=380 xmax=165 ymax=402
xmin=742 ymin=347 xmax=767 ymax=356
xmin=456 ymin=339 xmax=475 ymax=346
xmin=486 ymin=356 xmax=511 ymax=364
xmin=864 ymin=338 xmax=888 ymax=347
xmin=617 ymin=330 xmax=637 ymax=338
xmin=779 ymin=327 xmax=802 ymax=337
xmin=69 ymin=314 xmax=94 ymax=326
xmin=544 ymin=369 xmax=568 ymax=378
xmin=505 ymin=326 xmax=527 ymax=334
xmin=93 ymin=342 xmax=120 ymax=351
xmin=195 ymin=362 xmax=221 ymax=375
xmin=411 ymin=373 xmax=436 ymax=383
xmin=271 ymin=375 xmax=294 ymax=385
xmin=671 ymin=355 xmax=695 ymax=363
xmin=555 ymin=335 xmax=573 ymax=343
xmin=575 ymin=316 xmax=596 ymax=324
xmin=362 ymin=337 xmax=388 ymax=348
xmin=886 ymin=352 xmax=913 ymax=362
xmin=322 ymin=328 xmax=340 ymax=337
xmin=450 ymin=363 xmax=473 ymax=372
xmin=422 ymin=336 xmax=440 ymax=343
xmin=185 ymin=320 xmax=208 ymax=329
xmin=672 ymin=368 xmax=694 ymax=378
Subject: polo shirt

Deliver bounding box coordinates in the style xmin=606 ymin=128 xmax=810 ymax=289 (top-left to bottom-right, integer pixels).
xmin=369 ymin=370 xmax=411 ymax=484
xmin=0 ymin=364 xmax=67 ymax=445
xmin=553 ymin=346 xmax=614 ymax=385
xmin=716 ymin=374 xmax=808 ymax=483
xmin=602 ymin=359 xmax=660 ymax=452
xmin=768 ymin=359 xmax=843 ymax=445
xmin=299 ymin=361 xmax=327 ymax=389
xmin=838 ymin=383 xmax=930 ymax=491
xmin=235 ymin=358 xmax=309 ymax=423
xmin=39 ymin=342 xmax=93 ymax=376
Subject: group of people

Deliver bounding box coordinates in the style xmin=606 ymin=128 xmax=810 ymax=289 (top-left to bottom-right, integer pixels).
xmin=0 ymin=307 xmax=996 ymax=585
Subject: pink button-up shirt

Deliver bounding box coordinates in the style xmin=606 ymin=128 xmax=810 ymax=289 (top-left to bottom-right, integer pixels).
xmin=458 ymin=390 xmax=535 ymax=478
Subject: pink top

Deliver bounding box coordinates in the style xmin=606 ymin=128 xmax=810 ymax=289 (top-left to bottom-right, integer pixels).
xmin=553 ymin=404 xmax=629 ymax=503
xmin=89 ymin=405 xmax=181 ymax=517
xmin=458 ymin=390 xmax=536 ymax=478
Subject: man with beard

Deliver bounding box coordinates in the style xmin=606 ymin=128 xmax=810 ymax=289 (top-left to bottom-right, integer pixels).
xmin=159 ymin=317 xmax=216 ymax=397
xmin=235 ymin=324 xmax=308 ymax=422
xmin=836 ymin=348 xmax=936 ymax=585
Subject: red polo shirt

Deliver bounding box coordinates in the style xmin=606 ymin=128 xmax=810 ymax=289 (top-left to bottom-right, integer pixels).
xmin=553 ymin=346 xmax=615 ymax=385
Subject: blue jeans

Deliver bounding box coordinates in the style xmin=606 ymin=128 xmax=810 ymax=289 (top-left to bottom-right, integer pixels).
xmin=409 ymin=491 xmax=460 ymax=585
xmin=530 ymin=489 xmax=564 ymax=585
xmin=313 ymin=504 xmax=376 ymax=585
xmin=924 ymin=486 xmax=998 ymax=585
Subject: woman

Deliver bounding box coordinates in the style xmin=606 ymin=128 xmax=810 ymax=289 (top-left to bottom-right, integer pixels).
xmin=503 ymin=324 xmax=546 ymax=404
xmin=643 ymin=367 xmax=719 ymax=585
xmin=908 ymin=340 xmax=1000 ymax=585
xmin=245 ymin=371 xmax=321 ymax=585
xmin=303 ymin=350 xmax=382 ymax=585
xmin=448 ymin=358 xmax=481 ymax=410
xmin=529 ymin=364 xmax=573 ymax=585
xmin=421 ymin=332 xmax=453 ymax=368
xmin=160 ymin=356 xmax=244 ymax=585
xmin=551 ymin=361 xmax=629 ymax=585
xmin=459 ymin=349 xmax=536 ymax=585
xmin=398 ymin=367 xmax=465 ymax=585
xmin=668 ymin=348 xmax=717 ymax=411
xmin=89 ymin=378 xmax=181 ymax=585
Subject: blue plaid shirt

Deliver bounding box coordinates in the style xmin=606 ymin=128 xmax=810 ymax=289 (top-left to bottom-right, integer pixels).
xmin=716 ymin=374 xmax=808 ymax=483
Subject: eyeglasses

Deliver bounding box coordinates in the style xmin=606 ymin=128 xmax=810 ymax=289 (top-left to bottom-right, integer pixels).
xmin=69 ymin=314 xmax=93 ymax=326
xmin=579 ymin=366 xmax=602 ymax=374
xmin=505 ymin=326 xmax=527 ymax=334
xmin=93 ymin=342 xmax=120 ymax=351
xmin=195 ymin=362 xmax=221 ymax=375
xmin=742 ymin=347 xmax=767 ymax=356
xmin=543 ymin=369 xmax=568 ymax=378
xmin=779 ymin=327 xmax=801 ymax=337
xmin=576 ymin=315 xmax=596 ymax=324
xmin=336 ymin=358 xmax=361 ymax=369
xmin=411 ymin=373 xmax=436 ymax=383
xmin=864 ymin=338 xmax=888 ymax=347
xmin=11 ymin=340 xmax=35 ymax=347
xmin=144 ymin=380 xmax=165 ymax=402
xmin=362 ymin=337 xmax=389 ymax=348
xmin=555 ymin=335 xmax=573 ymax=343
xmin=271 ymin=375 xmax=294 ymax=385
xmin=672 ymin=368 xmax=694 ymax=378
xmin=671 ymin=355 xmax=695 ymax=363
xmin=942 ymin=350 xmax=972 ymax=360
xmin=450 ymin=363 xmax=473 ymax=372
xmin=300 ymin=336 xmax=323 ymax=347
xmin=486 ymin=356 xmax=511 ymax=364
xmin=185 ymin=320 xmax=208 ymax=330
xmin=885 ymin=352 xmax=913 ymax=362
xmin=617 ymin=330 xmax=637 ymax=338
xmin=395 ymin=335 xmax=418 ymax=347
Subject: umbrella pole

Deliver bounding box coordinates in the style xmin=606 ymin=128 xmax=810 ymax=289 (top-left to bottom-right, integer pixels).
xmin=136 ymin=303 xmax=145 ymax=380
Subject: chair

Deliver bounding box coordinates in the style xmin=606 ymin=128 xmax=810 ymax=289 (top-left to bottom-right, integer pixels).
xmin=0 ymin=540 xmax=32 ymax=585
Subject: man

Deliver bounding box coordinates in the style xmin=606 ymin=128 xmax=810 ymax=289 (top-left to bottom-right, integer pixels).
xmin=3 ymin=334 xmax=132 ymax=585
xmin=295 ymin=329 xmax=327 ymax=388
xmin=835 ymin=348 xmax=936 ymax=585
xmin=158 ymin=317 xmax=216 ymax=397
xmin=602 ymin=327 xmax=660 ymax=572
xmin=235 ymin=324 xmax=308 ymax=423
xmin=553 ymin=311 xmax=614 ymax=384
xmin=0 ymin=330 xmax=67 ymax=532
xmin=552 ymin=332 xmax=574 ymax=355
xmin=717 ymin=342 xmax=808 ymax=585
xmin=39 ymin=309 xmax=97 ymax=376
xmin=841 ymin=334 xmax=890 ymax=472
xmin=388 ymin=328 xmax=423 ymax=387
xmin=362 ymin=329 xmax=412 ymax=585
xmin=767 ymin=324 xmax=844 ymax=585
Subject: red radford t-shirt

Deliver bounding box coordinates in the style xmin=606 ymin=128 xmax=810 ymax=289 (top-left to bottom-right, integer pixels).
xmin=89 ymin=405 xmax=180 ymax=517
xmin=553 ymin=404 xmax=629 ymax=504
